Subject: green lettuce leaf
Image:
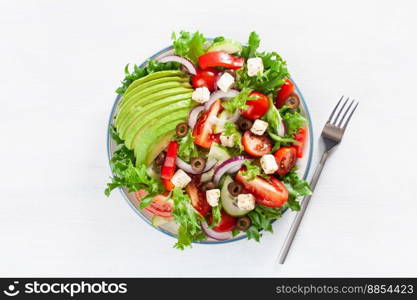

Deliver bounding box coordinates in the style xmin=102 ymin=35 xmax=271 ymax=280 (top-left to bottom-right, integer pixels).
xmin=172 ymin=31 xmax=207 ymax=64
xmin=171 ymin=188 xmax=204 ymax=250
xmin=177 ymin=131 xmax=199 ymax=162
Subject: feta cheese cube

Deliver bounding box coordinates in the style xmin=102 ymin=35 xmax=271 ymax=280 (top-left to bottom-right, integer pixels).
xmin=206 ymin=189 xmax=221 ymax=207
xmin=170 ymin=169 xmax=191 ymax=189
xmin=247 ymin=57 xmax=264 ymax=77
xmin=220 ymin=133 xmax=235 ymax=147
xmin=192 ymin=87 xmax=210 ymax=103
xmin=250 ymin=119 xmax=268 ymax=135
xmin=237 ymin=193 xmax=256 ymax=211
xmin=260 ymin=154 xmax=278 ymax=174
xmin=216 ymin=72 xmax=235 ymax=92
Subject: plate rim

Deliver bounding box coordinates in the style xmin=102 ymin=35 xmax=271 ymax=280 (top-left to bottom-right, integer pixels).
xmin=106 ymin=44 xmax=314 ymax=245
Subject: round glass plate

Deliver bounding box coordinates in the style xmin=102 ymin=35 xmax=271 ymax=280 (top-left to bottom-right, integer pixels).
xmin=107 ymin=45 xmax=314 ymax=244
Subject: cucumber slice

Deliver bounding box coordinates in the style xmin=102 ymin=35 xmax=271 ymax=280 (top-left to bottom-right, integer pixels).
xmin=221 ymin=176 xmax=251 ymax=217
xmin=208 ymin=143 xmax=231 ymax=162
xmin=152 ymin=215 xmax=171 ymax=227
xmin=207 ymin=39 xmax=242 ymax=54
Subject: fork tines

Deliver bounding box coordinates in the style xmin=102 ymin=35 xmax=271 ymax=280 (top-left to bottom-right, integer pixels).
xmin=327 ymin=96 xmax=359 ymax=130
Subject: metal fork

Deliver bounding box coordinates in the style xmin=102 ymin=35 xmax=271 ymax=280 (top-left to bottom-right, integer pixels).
xmin=277 ymin=96 xmax=359 ymax=264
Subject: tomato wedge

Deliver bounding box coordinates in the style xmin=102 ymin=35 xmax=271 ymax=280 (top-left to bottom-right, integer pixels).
xmin=185 ymin=180 xmax=211 ymax=217
xmin=274 ymin=146 xmax=297 ymax=176
xmin=276 ymin=79 xmax=294 ymax=108
xmin=193 ymin=99 xmax=222 ymax=148
xmin=235 ymin=172 xmax=288 ymax=207
xmin=191 ymin=68 xmax=219 ymax=91
xmin=135 ymin=191 xmax=173 ymax=218
xmin=209 ymin=210 xmax=236 ymax=232
xmin=242 ymin=130 xmax=272 ymax=157
xmin=241 ymin=91 xmax=269 ymax=120
xmin=293 ymin=127 xmax=307 ymax=158
xmin=198 ymin=51 xmax=244 ymax=70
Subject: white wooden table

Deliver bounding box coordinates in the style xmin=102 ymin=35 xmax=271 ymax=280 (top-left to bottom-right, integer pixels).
xmin=1 ymin=0 xmax=416 ymax=277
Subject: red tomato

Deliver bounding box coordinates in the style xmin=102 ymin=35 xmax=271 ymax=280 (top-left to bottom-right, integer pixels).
xmin=162 ymin=179 xmax=175 ymax=192
xmin=241 ymin=91 xmax=269 ymax=120
xmin=241 ymin=130 xmax=272 ymax=157
xmin=193 ymin=99 xmax=222 ymax=148
xmin=293 ymin=127 xmax=307 ymax=158
xmin=235 ymin=172 xmax=288 ymax=207
xmin=191 ymin=68 xmax=219 ymax=91
xmin=135 ymin=191 xmax=173 ymax=218
xmin=160 ymin=141 xmax=178 ymax=181
xmin=276 ymin=79 xmax=295 ymax=108
xmin=185 ymin=181 xmax=211 ymax=217
xmin=209 ymin=210 xmax=236 ymax=232
xmin=198 ymin=51 xmax=244 ymax=70
xmin=274 ymin=147 xmax=297 ymax=176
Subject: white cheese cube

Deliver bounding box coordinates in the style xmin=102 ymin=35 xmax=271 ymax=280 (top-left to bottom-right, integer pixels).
xmin=219 ymin=133 xmax=235 ymax=148
xmin=170 ymin=169 xmax=191 ymax=189
xmin=247 ymin=57 xmax=264 ymax=77
xmin=250 ymin=119 xmax=269 ymax=135
xmin=192 ymin=87 xmax=210 ymax=103
xmin=237 ymin=193 xmax=256 ymax=211
xmin=260 ymin=154 xmax=278 ymax=174
xmin=206 ymin=189 xmax=221 ymax=207
xmin=216 ymin=72 xmax=235 ymax=92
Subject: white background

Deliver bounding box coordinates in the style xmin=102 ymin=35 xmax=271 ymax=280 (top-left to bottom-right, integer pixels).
xmin=1 ymin=0 xmax=416 ymax=277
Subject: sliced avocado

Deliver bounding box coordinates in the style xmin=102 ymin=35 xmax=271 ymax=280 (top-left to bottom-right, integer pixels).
xmin=116 ymin=91 xmax=192 ymax=135
xmin=145 ymin=132 xmax=175 ymax=166
xmin=124 ymin=70 xmax=184 ymax=95
xmin=207 ymin=39 xmax=242 ymax=54
xmin=124 ymin=75 xmax=189 ymax=100
xmin=130 ymin=106 xmax=190 ymax=151
xmin=115 ymin=87 xmax=192 ymax=127
xmin=119 ymin=81 xmax=191 ymax=112
xmin=134 ymin=119 xmax=184 ymax=166
xmin=125 ymin=102 xmax=192 ymax=149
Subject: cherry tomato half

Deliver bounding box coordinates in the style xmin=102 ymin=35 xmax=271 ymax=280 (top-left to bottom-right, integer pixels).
xmin=235 ymin=173 xmax=288 ymax=208
xmin=193 ymin=99 xmax=222 ymax=148
xmin=241 ymin=91 xmax=269 ymax=120
xmin=209 ymin=210 xmax=236 ymax=232
xmin=274 ymin=147 xmax=297 ymax=176
xmin=241 ymin=130 xmax=272 ymax=157
xmin=185 ymin=180 xmax=211 ymax=217
xmin=276 ymin=79 xmax=295 ymax=108
xmin=136 ymin=191 xmax=173 ymax=218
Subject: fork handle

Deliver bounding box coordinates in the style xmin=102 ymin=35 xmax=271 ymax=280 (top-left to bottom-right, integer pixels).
xmin=277 ymin=150 xmax=330 ymax=264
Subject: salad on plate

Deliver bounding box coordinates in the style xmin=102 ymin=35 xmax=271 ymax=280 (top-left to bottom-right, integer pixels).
xmin=106 ymin=31 xmax=312 ymax=249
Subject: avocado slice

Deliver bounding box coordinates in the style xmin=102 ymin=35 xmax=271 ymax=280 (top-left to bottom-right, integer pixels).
xmin=124 ymin=101 xmax=192 ymax=148
xmin=134 ymin=119 xmax=185 ymax=166
xmin=115 ymin=87 xmax=192 ymax=127
xmin=116 ymin=91 xmax=192 ymax=134
xmin=119 ymin=81 xmax=191 ymax=112
xmin=124 ymin=70 xmax=184 ymax=95
xmin=124 ymin=75 xmax=189 ymax=100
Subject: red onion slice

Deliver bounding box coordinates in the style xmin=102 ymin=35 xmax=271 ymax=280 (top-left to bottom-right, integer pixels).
xmin=213 ymin=156 xmax=252 ymax=185
xmin=201 ymin=220 xmax=232 ymax=240
xmin=176 ymin=157 xmax=217 ymax=175
xmin=188 ymin=105 xmax=205 ymax=129
xmin=277 ymin=120 xmax=286 ymax=137
xmin=157 ymin=55 xmax=196 ymax=75
xmin=204 ymin=89 xmax=239 ymax=109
